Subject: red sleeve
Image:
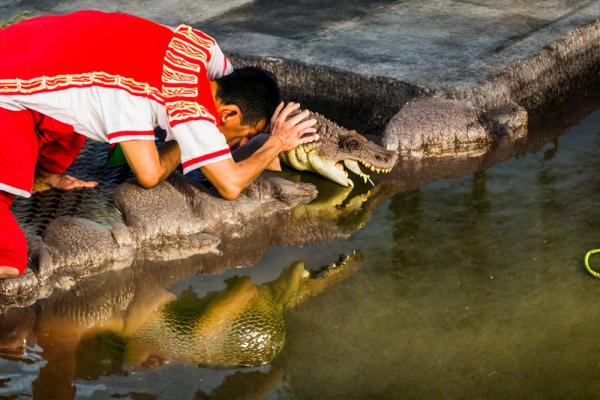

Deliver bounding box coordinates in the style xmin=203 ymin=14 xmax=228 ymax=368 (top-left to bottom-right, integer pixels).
xmin=37 ymin=132 xmax=86 ymax=174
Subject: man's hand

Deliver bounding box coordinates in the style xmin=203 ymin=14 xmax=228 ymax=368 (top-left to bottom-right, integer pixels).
xmin=33 ymin=171 xmax=98 ymax=193
xmin=269 ymin=102 xmax=319 ymax=151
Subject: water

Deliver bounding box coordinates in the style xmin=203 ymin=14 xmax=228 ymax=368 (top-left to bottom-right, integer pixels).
xmin=2 ymin=108 xmax=600 ymax=399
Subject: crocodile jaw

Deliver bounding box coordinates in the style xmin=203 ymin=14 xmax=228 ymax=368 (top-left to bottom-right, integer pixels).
xmin=280 ymin=145 xmax=353 ymax=186
xmin=307 ymin=152 xmax=353 ymax=187
xmin=343 ymin=160 xmax=372 ymax=185
xmin=280 ymin=144 xmax=394 ymax=187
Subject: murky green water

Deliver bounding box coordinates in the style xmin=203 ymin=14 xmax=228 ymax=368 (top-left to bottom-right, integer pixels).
xmin=2 ymin=108 xmax=600 ymax=399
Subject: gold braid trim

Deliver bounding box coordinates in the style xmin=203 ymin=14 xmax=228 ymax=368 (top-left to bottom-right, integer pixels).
xmin=0 ymin=72 xmax=163 ymax=102
xmin=162 ymin=24 xmax=218 ymax=125
xmin=166 ymin=100 xmax=215 ymax=123
xmin=165 ymin=50 xmax=201 ymax=73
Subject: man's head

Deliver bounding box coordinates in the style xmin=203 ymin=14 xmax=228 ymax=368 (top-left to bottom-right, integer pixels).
xmin=213 ymin=67 xmax=281 ymax=147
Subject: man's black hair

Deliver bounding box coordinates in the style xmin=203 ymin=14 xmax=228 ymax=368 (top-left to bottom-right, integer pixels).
xmin=215 ymin=66 xmax=281 ymax=127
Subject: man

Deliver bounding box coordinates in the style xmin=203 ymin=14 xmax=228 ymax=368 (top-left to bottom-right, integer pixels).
xmin=0 ymin=11 xmax=318 ymax=278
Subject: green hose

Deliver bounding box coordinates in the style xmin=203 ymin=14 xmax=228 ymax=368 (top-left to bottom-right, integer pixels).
xmin=584 ymin=249 xmax=600 ymax=278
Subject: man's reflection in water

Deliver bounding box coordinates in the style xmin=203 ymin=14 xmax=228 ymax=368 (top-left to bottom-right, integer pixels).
xmin=0 ymin=306 xmax=35 ymax=360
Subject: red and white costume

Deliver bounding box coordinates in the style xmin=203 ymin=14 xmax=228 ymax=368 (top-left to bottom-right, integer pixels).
xmin=0 ymin=10 xmax=234 ymax=273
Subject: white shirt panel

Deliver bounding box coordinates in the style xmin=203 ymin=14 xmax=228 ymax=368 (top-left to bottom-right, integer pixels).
xmin=173 ymin=119 xmax=231 ymax=173
xmin=0 ymin=87 xmax=158 ymax=143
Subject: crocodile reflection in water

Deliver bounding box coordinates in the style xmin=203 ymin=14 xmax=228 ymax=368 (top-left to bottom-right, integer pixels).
xmin=126 ymin=253 xmax=361 ymax=368
xmin=34 ymin=253 xmax=363 ymax=375
xmin=284 ymin=171 xmax=383 ymax=239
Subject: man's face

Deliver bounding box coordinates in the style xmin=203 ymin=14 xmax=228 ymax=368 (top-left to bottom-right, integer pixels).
xmin=220 ymin=117 xmax=267 ymax=147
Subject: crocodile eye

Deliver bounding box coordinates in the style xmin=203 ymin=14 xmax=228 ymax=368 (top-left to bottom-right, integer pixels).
xmin=340 ymin=138 xmax=360 ymax=152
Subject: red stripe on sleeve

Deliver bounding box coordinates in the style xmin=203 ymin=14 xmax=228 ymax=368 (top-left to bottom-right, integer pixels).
xmin=182 ymin=148 xmax=231 ymax=169
xmin=107 ymin=130 xmax=155 ymax=140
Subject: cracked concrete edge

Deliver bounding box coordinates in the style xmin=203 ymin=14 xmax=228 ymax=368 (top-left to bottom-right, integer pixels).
xmin=453 ymin=19 xmax=600 ymax=114
xmin=381 ymin=19 xmax=600 ymax=158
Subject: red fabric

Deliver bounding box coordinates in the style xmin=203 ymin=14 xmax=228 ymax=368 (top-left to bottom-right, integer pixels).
xmin=0 ymin=108 xmax=38 ymax=193
xmin=0 ymin=108 xmax=84 ymax=194
xmin=0 ymin=11 xmax=226 ymax=174
xmin=0 ymin=11 xmax=172 ymax=91
xmin=35 ymin=113 xmax=86 ymax=174
xmin=0 ymin=191 xmax=27 ymax=274
xmin=106 ymin=131 xmax=156 ymax=141
xmin=159 ymin=25 xmax=221 ymax=127
xmin=182 ymin=148 xmax=231 ymax=170
xmin=0 ymin=109 xmax=83 ymax=274
xmin=0 ymin=11 xmax=221 ymax=132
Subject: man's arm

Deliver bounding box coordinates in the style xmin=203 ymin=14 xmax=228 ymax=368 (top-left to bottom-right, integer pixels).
xmin=202 ymin=102 xmax=317 ymax=200
xmin=118 ymin=102 xmax=316 ymax=196
xmin=119 ymin=140 xmax=181 ymax=189
xmin=232 ymin=133 xmax=281 ymax=171
xmin=201 ymin=136 xmax=284 ymax=200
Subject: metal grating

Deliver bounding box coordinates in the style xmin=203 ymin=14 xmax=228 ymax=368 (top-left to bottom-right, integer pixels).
xmin=12 ymin=140 xmax=132 ymax=238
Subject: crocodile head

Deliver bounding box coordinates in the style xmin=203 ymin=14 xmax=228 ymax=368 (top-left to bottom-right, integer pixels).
xmin=280 ymin=112 xmax=398 ymax=187
xmin=270 ymin=250 xmax=364 ymax=310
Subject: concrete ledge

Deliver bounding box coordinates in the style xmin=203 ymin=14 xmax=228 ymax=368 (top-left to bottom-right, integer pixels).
xmin=229 ymin=54 xmax=427 ymax=135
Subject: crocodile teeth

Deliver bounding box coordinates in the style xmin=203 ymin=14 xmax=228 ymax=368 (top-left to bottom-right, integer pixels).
xmin=343 ymin=160 xmax=363 ymax=175
xmin=343 ymin=159 xmax=373 ymax=185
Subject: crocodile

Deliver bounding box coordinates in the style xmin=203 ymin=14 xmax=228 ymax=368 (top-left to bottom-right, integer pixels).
xmin=235 ymin=112 xmax=398 ymax=187
xmin=280 ymin=112 xmax=398 ymax=187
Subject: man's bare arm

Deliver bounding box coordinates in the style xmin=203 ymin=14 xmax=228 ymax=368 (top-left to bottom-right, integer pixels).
xmin=202 ymin=136 xmax=285 ymax=200
xmin=232 ymin=133 xmax=281 ymax=172
xmin=120 ymin=140 xmax=181 ymax=188
xmin=203 ymin=102 xmax=318 ymax=200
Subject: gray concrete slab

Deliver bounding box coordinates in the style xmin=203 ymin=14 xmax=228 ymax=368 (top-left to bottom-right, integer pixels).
xmin=2 ymin=0 xmax=598 ymax=90
xmin=200 ymin=0 xmax=600 ymax=89
xmin=0 ymin=0 xmax=252 ymax=25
